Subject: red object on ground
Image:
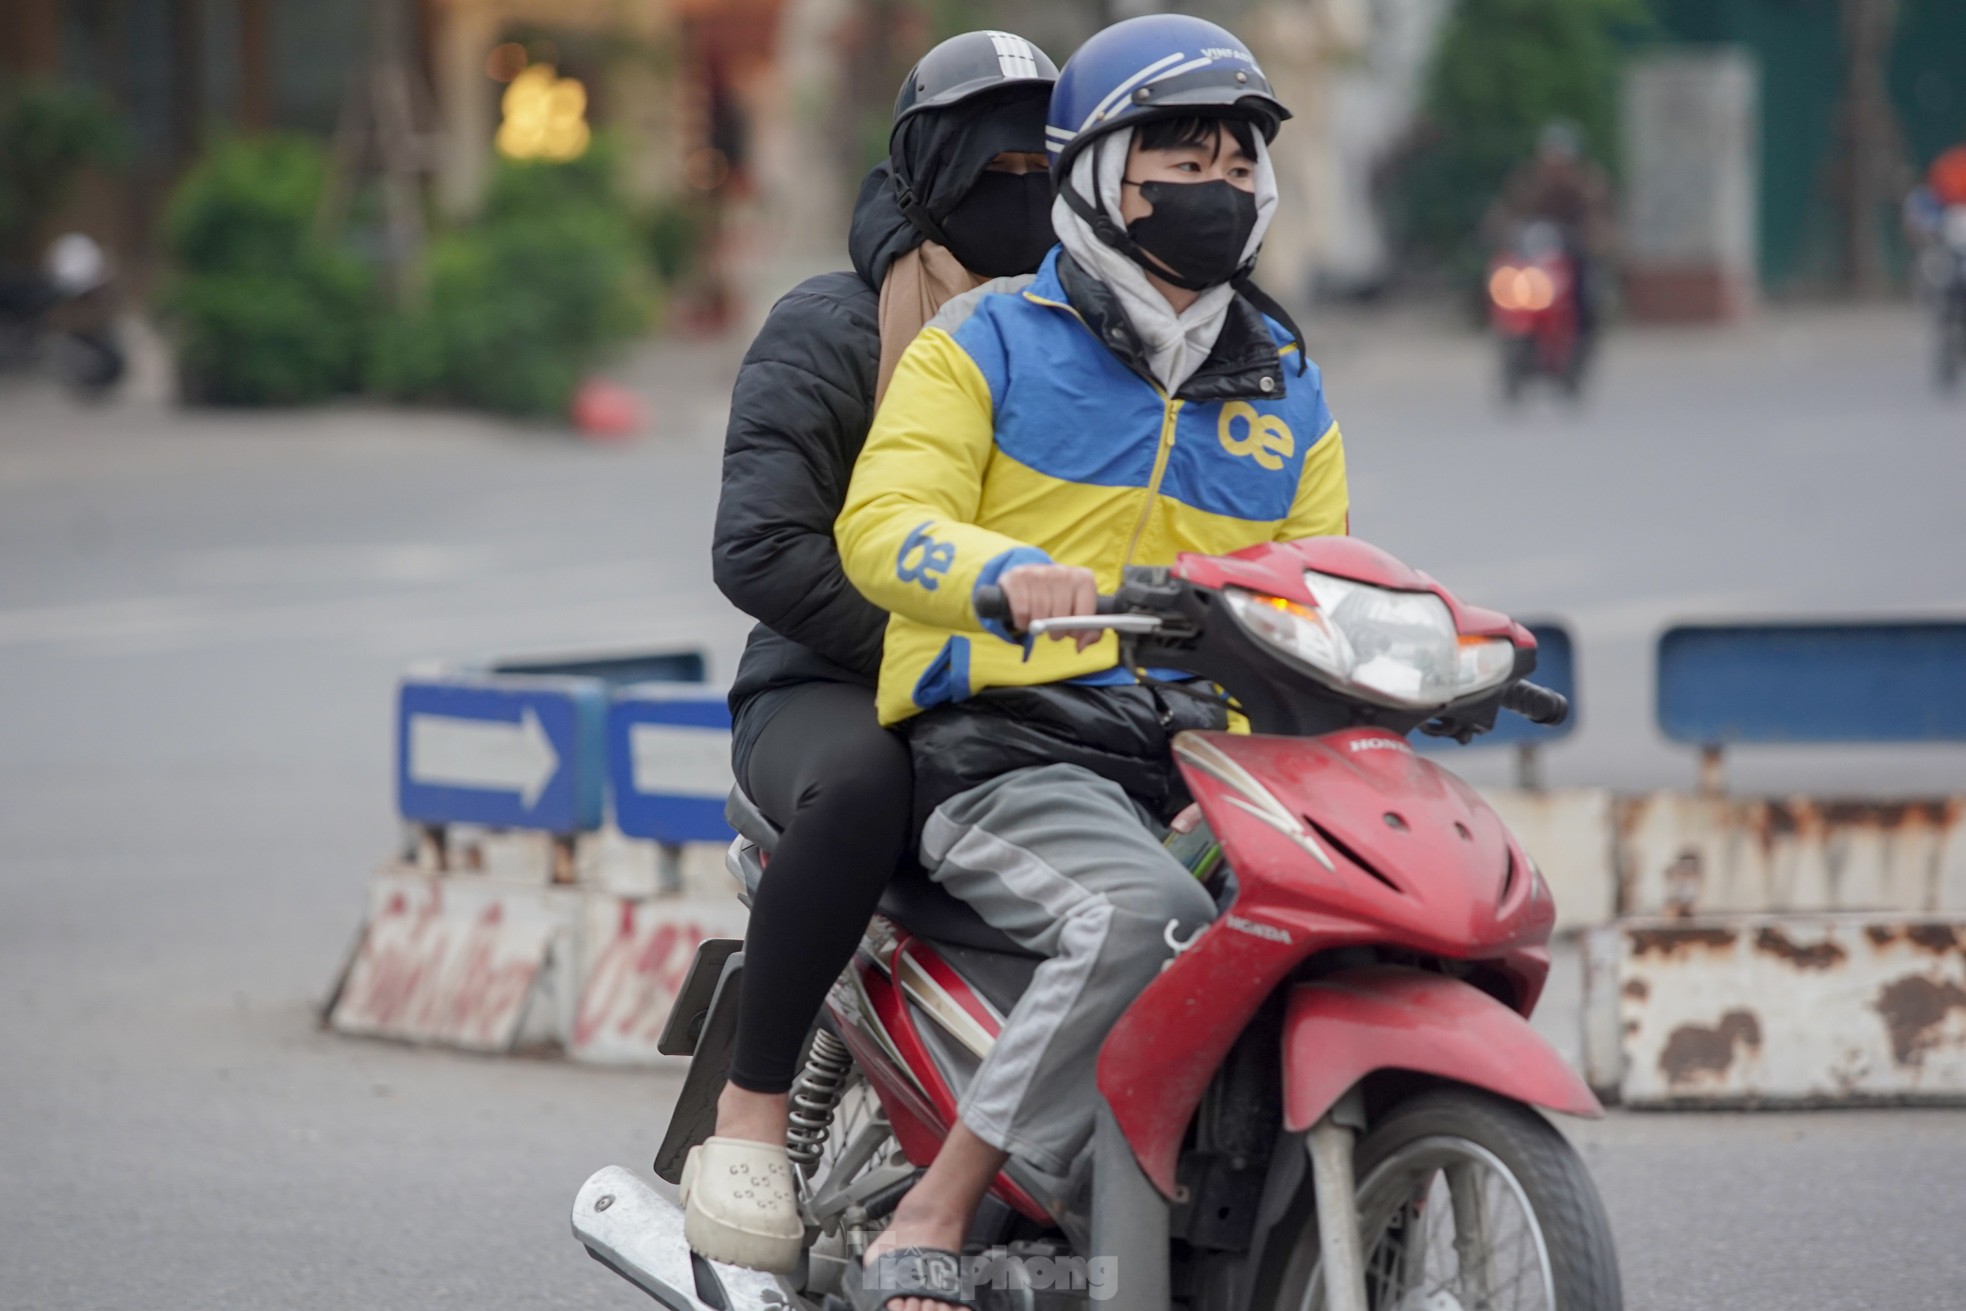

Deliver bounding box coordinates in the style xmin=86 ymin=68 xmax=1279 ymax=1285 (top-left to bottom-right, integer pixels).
xmin=571 ymin=378 xmax=644 ymax=440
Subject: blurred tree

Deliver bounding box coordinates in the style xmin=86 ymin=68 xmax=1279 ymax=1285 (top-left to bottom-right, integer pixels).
xmin=1388 ymin=0 xmax=1652 ymax=273
xmin=161 ymin=136 xmax=375 ymax=405
xmin=369 ymin=141 xmax=652 ymax=417
xmin=0 ymin=81 xmax=125 ymax=263
xmin=1826 ymin=0 xmax=1906 ymax=294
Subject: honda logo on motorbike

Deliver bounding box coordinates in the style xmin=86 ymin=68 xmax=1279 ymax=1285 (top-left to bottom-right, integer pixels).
xmin=1226 ymin=914 xmax=1292 ymax=945
xmin=1348 ymin=736 xmax=1411 ymax=754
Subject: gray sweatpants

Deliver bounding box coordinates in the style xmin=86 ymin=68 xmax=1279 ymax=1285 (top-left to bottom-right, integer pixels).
xmin=919 ymin=763 xmax=1217 ymax=1175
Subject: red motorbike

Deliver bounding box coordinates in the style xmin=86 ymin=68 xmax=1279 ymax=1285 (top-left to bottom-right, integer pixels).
xmin=574 ymin=536 xmax=1621 ymax=1311
xmin=1488 ymin=220 xmax=1585 ymax=402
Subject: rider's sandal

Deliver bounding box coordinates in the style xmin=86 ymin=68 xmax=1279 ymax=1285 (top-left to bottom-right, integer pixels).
xmin=679 ymin=1136 xmax=803 ymax=1273
xmin=848 ymin=1246 xmax=977 ymax=1311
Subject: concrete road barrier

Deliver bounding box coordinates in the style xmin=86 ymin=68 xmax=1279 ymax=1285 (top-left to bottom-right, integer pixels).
xmin=328 ymin=871 xmax=580 ymax=1052
xmin=1583 ymin=913 xmax=1966 ymax=1106
xmin=328 ymin=862 xmax=747 ymax=1064
xmin=571 ymin=891 xmax=748 ymax=1064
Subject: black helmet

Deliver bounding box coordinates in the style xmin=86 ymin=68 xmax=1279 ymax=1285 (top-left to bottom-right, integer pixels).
xmin=892 ymin=30 xmax=1059 ymax=129
xmin=886 ymin=31 xmax=1058 ymax=257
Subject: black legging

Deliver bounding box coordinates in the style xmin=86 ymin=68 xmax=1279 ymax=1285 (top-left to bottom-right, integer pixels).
xmin=729 ymin=681 xmax=913 ymax=1093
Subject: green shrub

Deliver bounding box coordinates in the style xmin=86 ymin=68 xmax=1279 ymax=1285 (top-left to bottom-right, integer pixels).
xmin=161 ymin=136 xmax=374 ymax=405
xmin=1390 ymin=0 xmax=1653 ymax=271
xmin=0 ymin=80 xmax=126 ymax=261
xmin=372 ymin=151 xmax=651 ymax=416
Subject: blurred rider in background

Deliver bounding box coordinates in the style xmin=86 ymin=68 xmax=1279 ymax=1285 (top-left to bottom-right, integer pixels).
xmin=1905 ymin=142 xmax=1966 ymax=241
xmin=1487 ymin=120 xmax=1616 ymax=343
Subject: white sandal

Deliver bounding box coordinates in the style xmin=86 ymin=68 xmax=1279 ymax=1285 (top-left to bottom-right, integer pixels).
xmin=680 ymin=1136 xmax=804 ymax=1273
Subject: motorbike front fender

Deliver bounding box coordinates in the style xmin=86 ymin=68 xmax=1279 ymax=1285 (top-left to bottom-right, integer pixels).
xmin=1282 ymin=965 xmax=1601 ymax=1130
xmin=1489 ymin=308 xmax=1538 ymax=336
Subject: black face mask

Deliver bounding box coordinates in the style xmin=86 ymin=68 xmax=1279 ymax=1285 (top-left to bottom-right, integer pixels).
xmin=1122 ymin=179 xmax=1258 ymax=289
xmin=937 ymin=170 xmax=1056 ymax=278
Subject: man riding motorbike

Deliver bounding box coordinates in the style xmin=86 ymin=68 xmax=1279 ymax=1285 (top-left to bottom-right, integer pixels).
xmin=1907 ymin=144 xmax=1966 ymax=391
xmin=834 ymin=16 xmax=1349 ymax=1309
xmin=688 ymin=30 xmax=1060 ymax=1274
xmin=1486 ymin=120 xmax=1614 ymax=353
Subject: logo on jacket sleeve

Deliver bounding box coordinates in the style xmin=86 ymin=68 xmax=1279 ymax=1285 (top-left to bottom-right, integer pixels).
xmin=1218 ymin=401 xmax=1294 ymax=471
xmin=897 ymin=521 xmax=956 ymax=591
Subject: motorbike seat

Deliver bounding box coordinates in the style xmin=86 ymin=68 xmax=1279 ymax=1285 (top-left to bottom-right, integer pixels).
xmin=723 ymin=788 xmax=1035 ymax=958
xmin=724 ymin=787 xmax=782 ymax=849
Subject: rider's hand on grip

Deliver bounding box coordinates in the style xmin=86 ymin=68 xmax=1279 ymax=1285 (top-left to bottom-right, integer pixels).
xmin=996 ymin=563 xmax=1104 ymax=651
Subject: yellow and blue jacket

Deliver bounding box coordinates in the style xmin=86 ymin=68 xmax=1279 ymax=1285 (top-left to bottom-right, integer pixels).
xmin=837 ymin=248 xmax=1350 ymax=726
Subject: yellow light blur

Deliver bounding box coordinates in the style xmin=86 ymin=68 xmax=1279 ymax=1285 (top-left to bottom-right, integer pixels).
xmin=497 ymin=65 xmax=591 ymax=162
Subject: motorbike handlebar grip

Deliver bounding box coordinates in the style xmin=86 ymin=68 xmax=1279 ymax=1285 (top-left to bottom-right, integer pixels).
xmin=972 ymin=585 xmax=1121 ymax=632
xmin=973 ymin=585 xmax=1012 ymax=626
xmin=1503 ymin=681 xmax=1570 ymax=727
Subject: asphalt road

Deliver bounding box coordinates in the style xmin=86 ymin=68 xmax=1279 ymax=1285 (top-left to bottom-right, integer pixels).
xmin=3 ymin=307 xmax=1963 ymax=1310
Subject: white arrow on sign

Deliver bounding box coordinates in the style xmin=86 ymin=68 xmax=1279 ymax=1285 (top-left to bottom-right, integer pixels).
xmin=629 ymin=722 xmax=734 ymax=799
xmin=409 ymin=706 xmax=560 ymax=809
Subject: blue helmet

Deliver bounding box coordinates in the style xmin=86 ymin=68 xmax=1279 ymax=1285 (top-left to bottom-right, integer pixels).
xmin=1044 ymin=14 xmax=1289 ymax=175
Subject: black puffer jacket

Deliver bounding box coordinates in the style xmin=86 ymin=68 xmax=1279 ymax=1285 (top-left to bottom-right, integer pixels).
xmin=714 ymin=163 xmax=922 ymax=774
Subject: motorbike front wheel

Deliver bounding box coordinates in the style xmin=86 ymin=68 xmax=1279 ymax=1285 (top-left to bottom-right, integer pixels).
xmin=1267 ymin=1087 xmax=1622 ymax=1311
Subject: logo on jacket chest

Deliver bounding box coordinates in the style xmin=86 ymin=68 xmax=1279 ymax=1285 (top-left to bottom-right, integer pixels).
xmin=1217 ymin=401 xmax=1294 ymax=471
xmin=897 ymin=521 xmax=956 ymax=591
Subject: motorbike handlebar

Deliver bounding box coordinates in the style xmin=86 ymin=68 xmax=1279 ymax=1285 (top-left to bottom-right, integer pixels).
xmin=1503 ymin=680 xmax=1570 ymax=727
xmin=978 ymin=582 xmax=1569 ymax=729
xmin=972 ymin=584 xmax=1120 ymax=632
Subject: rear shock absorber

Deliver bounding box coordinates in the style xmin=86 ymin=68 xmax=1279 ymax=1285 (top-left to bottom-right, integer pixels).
xmin=785 ymin=1028 xmax=853 ymax=1172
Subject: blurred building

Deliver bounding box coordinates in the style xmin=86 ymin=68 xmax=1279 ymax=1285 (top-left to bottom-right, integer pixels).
xmin=5 ymin=0 xmax=1441 ymax=323
xmin=0 ymin=0 xmax=785 ymax=303
xmin=3 ymin=1 xmax=402 ymax=278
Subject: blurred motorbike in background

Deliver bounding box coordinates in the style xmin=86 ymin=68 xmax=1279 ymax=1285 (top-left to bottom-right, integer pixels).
xmin=1924 ymin=206 xmax=1966 ymax=394
xmin=0 ymin=232 xmax=126 ymax=400
xmin=1487 ymin=220 xmax=1587 ymax=403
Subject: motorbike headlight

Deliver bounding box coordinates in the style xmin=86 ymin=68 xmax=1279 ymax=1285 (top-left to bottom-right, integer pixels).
xmin=1488 ymin=265 xmax=1554 ymax=312
xmin=1222 ymin=573 xmax=1517 ymax=711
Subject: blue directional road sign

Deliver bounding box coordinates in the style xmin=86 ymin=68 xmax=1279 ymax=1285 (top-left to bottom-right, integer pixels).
xmin=397 ymin=676 xmax=609 ymax=832
xmin=1418 ymin=621 xmax=1577 ymax=750
xmin=608 ymin=685 xmax=735 ymax=845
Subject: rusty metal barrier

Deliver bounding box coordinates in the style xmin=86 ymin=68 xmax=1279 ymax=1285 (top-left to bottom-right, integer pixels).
xmin=1614 ymin=794 xmax=1966 ymax=918
xmin=1584 ymin=914 xmax=1966 ymax=1105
